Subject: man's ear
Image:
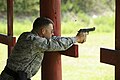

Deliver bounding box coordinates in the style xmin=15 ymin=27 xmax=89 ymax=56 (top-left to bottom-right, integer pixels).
xmin=41 ymin=28 xmax=46 ymax=35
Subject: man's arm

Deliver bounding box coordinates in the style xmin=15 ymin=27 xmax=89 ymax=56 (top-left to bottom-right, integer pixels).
xmin=34 ymin=36 xmax=77 ymax=51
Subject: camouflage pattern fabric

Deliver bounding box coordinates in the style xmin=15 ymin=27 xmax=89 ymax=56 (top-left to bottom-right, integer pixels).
xmin=0 ymin=32 xmax=76 ymax=79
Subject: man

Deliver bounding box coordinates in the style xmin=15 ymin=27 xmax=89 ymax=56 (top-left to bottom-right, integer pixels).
xmin=0 ymin=17 xmax=87 ymax=80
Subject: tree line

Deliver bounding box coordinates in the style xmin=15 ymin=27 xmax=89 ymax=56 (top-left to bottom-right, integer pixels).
xmin=0 ymin=0 xmax=115 ymax=16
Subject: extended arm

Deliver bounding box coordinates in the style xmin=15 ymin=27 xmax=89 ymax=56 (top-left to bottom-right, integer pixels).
xmin=34 ymin=36 xmax=77 ymax=51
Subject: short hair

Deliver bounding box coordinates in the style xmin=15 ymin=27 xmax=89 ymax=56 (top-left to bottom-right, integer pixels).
xmin=33 ymin=17 xmax=54 ymax=31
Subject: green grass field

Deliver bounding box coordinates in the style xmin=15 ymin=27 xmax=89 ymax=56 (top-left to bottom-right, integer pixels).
xmin=0 ymin=32 xmax=115 ymax=80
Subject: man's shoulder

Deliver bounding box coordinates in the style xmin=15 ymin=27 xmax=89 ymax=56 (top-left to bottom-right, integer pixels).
xmin=17 ymin=32 xmax=36 ymax=41
xmin=20 ymin=32 xmax=32 ymax=36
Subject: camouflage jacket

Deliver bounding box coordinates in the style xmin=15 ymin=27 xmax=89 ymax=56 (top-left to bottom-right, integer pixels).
xmin=6 ymin=32 xmax=76 ymax=78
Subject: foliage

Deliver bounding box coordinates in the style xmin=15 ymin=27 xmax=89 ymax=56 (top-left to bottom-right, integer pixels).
xmin=61 ymin=13 xmax=115 ymax=34
xmin=0 ymin=0 xmax=39 ymax=16
xmin=0 ymin=0 xmax=115 ymax=16
xmin=14 ymin=0 xmax=39 ymax=16
xmin=61 ymin=0 xmax=115 ymax=16
xmin=93 ymin=14 xmax=115 ymax=33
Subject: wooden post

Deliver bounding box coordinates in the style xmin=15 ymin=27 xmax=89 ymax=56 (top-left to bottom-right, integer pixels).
xmin=40 ymin=0 xmax=62 ymax=80
xmin=100 ymin=0 xmax=120 ymax=80
xmin=40 ymin=0 xmax=78 ymax=80
xmin=114 ymin=0 xmax=120 ymax=79
xmin=7 ymin=0 xmax=15 ymax=56
xmin=0 ymin=0 xmax=16 ymax=57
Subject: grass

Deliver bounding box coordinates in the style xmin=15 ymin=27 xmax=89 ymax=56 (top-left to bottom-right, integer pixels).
xmin=0 ymin=14 xmax=115 ymax=36
xmin=62 ymin=33 xmax=115 ymax=80
xmin=0 ymin=32 xmax=115 ymax=80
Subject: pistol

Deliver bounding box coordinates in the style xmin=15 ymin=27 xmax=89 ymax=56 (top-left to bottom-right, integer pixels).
xmin=78 ymin=27 xmax=95 ymax=33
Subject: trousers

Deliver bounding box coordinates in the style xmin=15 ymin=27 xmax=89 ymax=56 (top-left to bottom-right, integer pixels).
xmin=0 ymin=66 xmax=31 ymax=80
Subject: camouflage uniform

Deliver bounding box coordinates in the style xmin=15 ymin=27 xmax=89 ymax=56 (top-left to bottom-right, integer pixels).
xmin=0 ymin=32 xmax=76 ymax=80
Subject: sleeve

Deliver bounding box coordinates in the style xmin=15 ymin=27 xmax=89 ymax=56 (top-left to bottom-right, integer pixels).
xmin=34 ymin=36 xmax=77 ymax=51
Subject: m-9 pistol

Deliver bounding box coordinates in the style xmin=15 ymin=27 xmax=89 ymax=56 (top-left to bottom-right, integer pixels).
xmin=78 ymin=27 xmax=95 ymax=33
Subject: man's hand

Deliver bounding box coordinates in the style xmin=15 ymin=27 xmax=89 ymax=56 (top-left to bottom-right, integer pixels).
xmin=76 ymin=32 xmax=88 ymax=43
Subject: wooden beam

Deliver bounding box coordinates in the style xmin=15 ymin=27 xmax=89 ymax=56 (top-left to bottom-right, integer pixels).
xmin=0 ymin=34 xmax=16 ymax=46
xmin=40 ymin=0 xmax=61 ymax=36
xmin=7 ymin=0 xmax=13 ymax=36
xmin=100 ymin=48 xmax=116 ymax=65
xmin=7 ymin=0 xmax=14 ymax=56
xmin=40 ymin=0 xmax=78 ymax=80
xmin=45 ymin=44 xmax=78 ymax=57
xmin=60 ymin=44 xmax=78 ymax=57
xmin=115 ymin=0 xmax=120 ymax=50
xmin=40 ymin=0 xmax=62 ymax=80
xmin=100 ymin=48 xmax=120 ymax=65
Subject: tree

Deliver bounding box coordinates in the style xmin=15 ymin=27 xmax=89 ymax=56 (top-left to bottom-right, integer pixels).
xmin=61 ymin=0 xmax=115 ymax=15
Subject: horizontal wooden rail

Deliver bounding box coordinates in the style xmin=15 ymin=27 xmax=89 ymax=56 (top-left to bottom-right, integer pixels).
xmin=45 ymin=44 xmax=78 ymax=57
xmin=0 ymin=34 xmax=16 ymax=46
xmin=100 ymin=48 xmax=120 ymax=66
xmin=60 ymin=44 xmax=78 ymax=57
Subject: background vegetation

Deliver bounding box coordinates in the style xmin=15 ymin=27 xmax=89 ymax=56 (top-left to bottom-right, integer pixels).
xmin=0 ymin=0 xmax=115 ymax=35
xmin=0 ymin=0 xmax=115 ymax=80
xmin=0 ymin=0 xmax=115 ymax=15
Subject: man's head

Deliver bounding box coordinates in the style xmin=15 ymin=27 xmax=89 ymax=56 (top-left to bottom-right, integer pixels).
xmin=32 ymin=17 xmax=54 ymax=39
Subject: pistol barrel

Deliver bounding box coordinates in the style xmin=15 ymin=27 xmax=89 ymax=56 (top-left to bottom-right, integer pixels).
xmin=78 ymin=27 xmax=95 ymax=33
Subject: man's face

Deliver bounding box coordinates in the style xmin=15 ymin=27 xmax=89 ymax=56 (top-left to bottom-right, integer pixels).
xmin=42 ymin=23 xmax=54 ymax=39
